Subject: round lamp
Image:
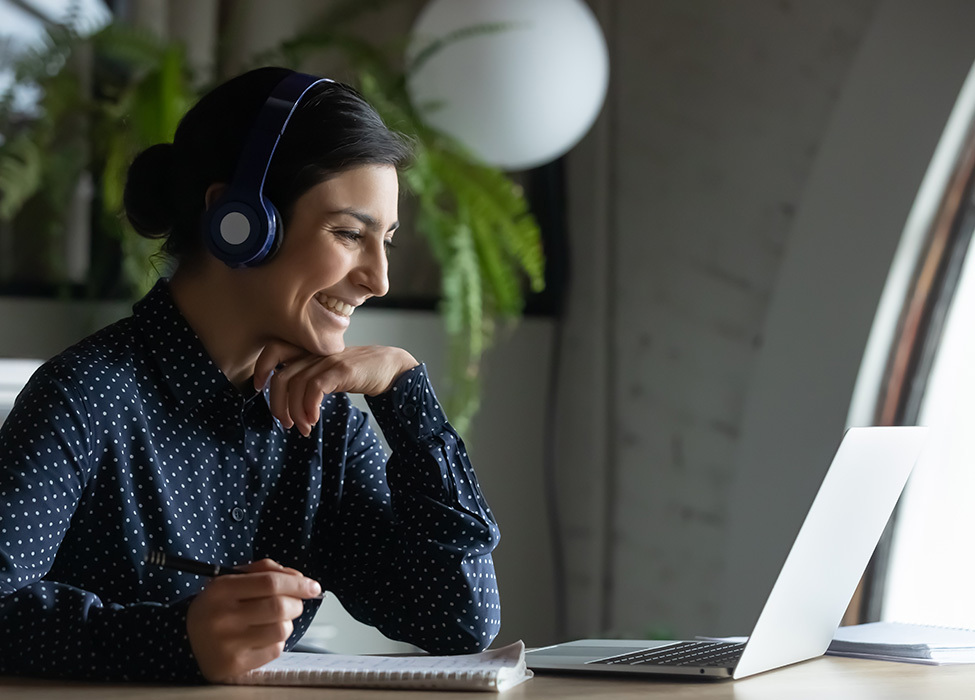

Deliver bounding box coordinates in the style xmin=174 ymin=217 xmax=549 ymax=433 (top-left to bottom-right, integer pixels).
xmin=406 ymin=0 xmax=610 ymax=171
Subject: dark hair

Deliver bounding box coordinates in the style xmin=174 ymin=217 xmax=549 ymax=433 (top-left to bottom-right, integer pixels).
xmin=123 ymin=66 xmax=413 ymax=262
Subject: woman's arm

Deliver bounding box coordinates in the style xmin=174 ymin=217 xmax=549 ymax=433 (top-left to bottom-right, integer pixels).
xmin=1 ymin=365 xmax=323 ymax=682
xmin=323 ymin=364 xmax=502 ymax=653
xmin=0 ymin=366 xmax=203 ymax=681
xmin=253 ymin=342 xmax=502 ymax=652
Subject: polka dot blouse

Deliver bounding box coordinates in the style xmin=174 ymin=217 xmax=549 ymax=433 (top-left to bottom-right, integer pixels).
xmin=0 ymin=280 xmax=501 ymax=682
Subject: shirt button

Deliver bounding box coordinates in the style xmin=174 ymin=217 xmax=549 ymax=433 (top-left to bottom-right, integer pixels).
xmin=402 ymin=403 xmax=417 ymax=418
xmin=231 ymin=506 xmax=245 ymax=522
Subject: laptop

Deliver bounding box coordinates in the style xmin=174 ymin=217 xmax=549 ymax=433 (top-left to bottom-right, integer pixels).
xmin=526 ymin=426 xmax=929 ymax=680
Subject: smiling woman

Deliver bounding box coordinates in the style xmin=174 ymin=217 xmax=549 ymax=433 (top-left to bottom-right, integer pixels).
xmin=0 ymin=67 xmax=502 ymax=683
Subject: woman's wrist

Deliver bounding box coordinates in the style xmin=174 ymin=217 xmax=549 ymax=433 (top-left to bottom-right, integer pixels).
xmin=371 ymin=349 xmax=420 ymax=396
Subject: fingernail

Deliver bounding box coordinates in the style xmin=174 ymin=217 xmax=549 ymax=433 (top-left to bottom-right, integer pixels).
xmin=306 ymin=579 xmax=322 ymax=598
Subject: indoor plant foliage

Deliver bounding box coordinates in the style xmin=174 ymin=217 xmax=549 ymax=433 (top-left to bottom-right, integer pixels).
xmin=0 ymin=4 xmax=545 ymax=433
xmin=0 ymin=19 xmax=196 ymax=298
xmin=0 ymin=22 xmax=89 ymax=293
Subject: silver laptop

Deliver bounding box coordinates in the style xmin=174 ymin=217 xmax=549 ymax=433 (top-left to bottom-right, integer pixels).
xmin=526 ymin=426 xmax=928 ymax=680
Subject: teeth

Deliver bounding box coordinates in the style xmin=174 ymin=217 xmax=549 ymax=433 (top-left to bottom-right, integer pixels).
xmin=318 ymin=294 xmax=354 ymax=317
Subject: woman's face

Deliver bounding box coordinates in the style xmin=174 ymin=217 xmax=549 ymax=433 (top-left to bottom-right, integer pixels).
xmin=242 ymin=164 xmax=399 ymax=356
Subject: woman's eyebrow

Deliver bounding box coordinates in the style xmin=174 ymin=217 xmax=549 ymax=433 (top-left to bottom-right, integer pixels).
xmin=331 ymin=208 xmax=399 ymax=233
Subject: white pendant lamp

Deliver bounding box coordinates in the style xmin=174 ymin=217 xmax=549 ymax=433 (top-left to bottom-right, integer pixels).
xmin=407 ymin=0 xmax=610 ymax=171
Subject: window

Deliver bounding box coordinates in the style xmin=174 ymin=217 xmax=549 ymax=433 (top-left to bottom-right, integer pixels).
xmin=852 ymin=69 xmax=975 ymax=625
xmin=880 ymin=173 xmax=975 ymax=628
xmin=0 ymin=0 xmax=110 ymax=118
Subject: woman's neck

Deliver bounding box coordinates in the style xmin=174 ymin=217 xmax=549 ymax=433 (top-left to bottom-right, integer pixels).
xmin=168 ymin=264 xmax=262 ymax=391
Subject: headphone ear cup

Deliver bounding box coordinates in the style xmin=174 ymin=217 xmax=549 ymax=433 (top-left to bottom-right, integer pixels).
xmin=204 ymin=194 xmax=280 ymax=267
xmin=262 ymin=198 xmax=284 ymax=262
xmin=206 ymin=73 xmax=328 ymax=267
xmin=205 ymin=195 xmax=259 ymax=264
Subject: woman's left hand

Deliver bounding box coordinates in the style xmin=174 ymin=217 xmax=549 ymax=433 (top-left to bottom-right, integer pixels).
xmin=253 ymin=341 xmax=419 ymax=436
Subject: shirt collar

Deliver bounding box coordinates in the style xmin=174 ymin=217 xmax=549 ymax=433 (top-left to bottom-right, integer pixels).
xmin=133 ymin=279 xmax=240 ymax=413
xmin=133 ymin=279 xmax=284 ymax=433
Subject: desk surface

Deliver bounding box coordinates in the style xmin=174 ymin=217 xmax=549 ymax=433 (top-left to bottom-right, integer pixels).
xmin=3 ymin=657 xmax=975 ymax=699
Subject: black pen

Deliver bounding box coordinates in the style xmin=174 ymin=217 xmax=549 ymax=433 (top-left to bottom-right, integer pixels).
xmin=145 ymin=550 xmax=242 ymax=577
xmin=144 ymin=551 xmax=326 ymax=598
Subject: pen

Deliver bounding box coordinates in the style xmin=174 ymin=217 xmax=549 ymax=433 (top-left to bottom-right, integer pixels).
xmin=144 ymin=551 xmax=326 ymax=598
xmin=145 ymin=550 xmax=242 ymax=577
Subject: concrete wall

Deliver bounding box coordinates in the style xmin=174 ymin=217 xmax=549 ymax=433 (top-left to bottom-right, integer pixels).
xmin=559 ymin=0 xmax=879 ymax=639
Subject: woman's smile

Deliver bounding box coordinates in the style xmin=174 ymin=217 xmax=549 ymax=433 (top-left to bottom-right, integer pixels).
xmin=315 ymin=293 xmax=355 ymax=318
xmin=312 ymin=292 xmax=353 ymax=329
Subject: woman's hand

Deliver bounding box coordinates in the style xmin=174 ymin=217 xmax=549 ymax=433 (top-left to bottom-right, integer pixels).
xmin=186 ymin=558 xmax=321 ymax=683
xmin=253 ymin=340 xmax=419 ymax=437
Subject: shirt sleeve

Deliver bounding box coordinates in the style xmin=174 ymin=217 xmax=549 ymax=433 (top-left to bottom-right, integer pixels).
xmin=320 ymin=363 xmax=502 ymax=654
xmin=0 ymin=365 xmax=202 ymax=682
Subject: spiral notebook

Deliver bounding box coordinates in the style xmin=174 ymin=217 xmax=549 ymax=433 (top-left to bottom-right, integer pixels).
xmin=227 ymin=640 xmax=532 ymax=692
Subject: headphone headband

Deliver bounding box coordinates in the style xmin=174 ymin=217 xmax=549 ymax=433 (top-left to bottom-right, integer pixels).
xmin=204 ymin=72 xmax=335 ymax=268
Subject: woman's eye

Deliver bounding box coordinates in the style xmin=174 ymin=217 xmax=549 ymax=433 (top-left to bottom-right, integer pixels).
xmin=384 ymin=239 xmax=396 ymax=255
xmin=335 ymin=230 xmax=362 ymax=242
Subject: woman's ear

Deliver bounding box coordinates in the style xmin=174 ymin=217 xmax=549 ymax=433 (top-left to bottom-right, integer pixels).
xmin=204 ymin=183 xmax=228 ymax=210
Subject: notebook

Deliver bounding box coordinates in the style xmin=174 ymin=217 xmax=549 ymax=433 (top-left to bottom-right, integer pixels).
xmin=227 ymin=639 xmax=532 ymax=692
xmin=828 ymin=621 xmax=975 ymax=665
xmin=526 ymin=426 xmax=929 ymax=680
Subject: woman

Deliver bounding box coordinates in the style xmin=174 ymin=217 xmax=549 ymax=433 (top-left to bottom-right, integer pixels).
xmin=0 ymin=67 xmax=501 ymax=683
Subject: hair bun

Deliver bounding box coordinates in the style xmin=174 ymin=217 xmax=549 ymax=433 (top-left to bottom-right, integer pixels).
xmin=123 ymin=143 xmax=177 ymax=239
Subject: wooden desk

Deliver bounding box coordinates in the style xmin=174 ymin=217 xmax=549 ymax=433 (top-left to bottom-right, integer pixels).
xmin=3 ymin=656 xmax=974 ymax=699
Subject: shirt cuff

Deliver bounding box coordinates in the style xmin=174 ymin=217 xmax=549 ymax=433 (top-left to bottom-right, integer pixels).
xmin=90 ymin=595 xmax=204 ymax=682
xmin=366 ymin=363 xmax=448 ymax=444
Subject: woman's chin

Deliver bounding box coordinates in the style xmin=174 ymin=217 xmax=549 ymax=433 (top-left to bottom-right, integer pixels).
xmin=315 ymin=336 xmax=346 ymax=357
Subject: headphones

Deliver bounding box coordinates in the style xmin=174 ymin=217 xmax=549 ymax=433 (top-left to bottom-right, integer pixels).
xmin=203 ymin=72 xmax=334 ymax=267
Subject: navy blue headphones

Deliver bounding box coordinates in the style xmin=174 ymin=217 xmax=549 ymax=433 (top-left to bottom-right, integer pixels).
xmin=204 ymin=72 xmax=334 ymax=267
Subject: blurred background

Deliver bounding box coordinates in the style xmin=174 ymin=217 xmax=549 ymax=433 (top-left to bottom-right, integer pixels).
xmin=3 ymin=0 xmax=975 ymax=655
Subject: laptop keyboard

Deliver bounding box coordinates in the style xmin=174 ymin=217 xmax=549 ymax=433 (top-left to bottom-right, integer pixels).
xmin=589 ymin=640 xmax=746 ymax=668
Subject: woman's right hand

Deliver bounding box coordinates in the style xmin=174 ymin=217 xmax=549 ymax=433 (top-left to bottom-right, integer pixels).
xmin=186 ymin=558 xmax=322 ymax=682
xmin=253 ymin=340 xmax=419 ymax=436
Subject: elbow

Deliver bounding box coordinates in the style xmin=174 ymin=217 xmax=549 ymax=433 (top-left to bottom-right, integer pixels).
xmin=470 ymin=617 xmax=501 ymax=652
xmin=422 ymin=580 xmax=502 ymax=655
xmin=454 ymin=591 xmax=503 ymax=653
xmin=427 ymin=615 xmax=501 ymax=654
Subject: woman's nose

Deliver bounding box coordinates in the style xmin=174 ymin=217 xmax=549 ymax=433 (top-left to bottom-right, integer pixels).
xmin=354 ymin=243 xmax=389 ymax=298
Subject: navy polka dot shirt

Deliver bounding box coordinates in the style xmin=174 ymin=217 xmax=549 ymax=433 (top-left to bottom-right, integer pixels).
xmin=0 ymin=280 xmax=501 ymax=682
